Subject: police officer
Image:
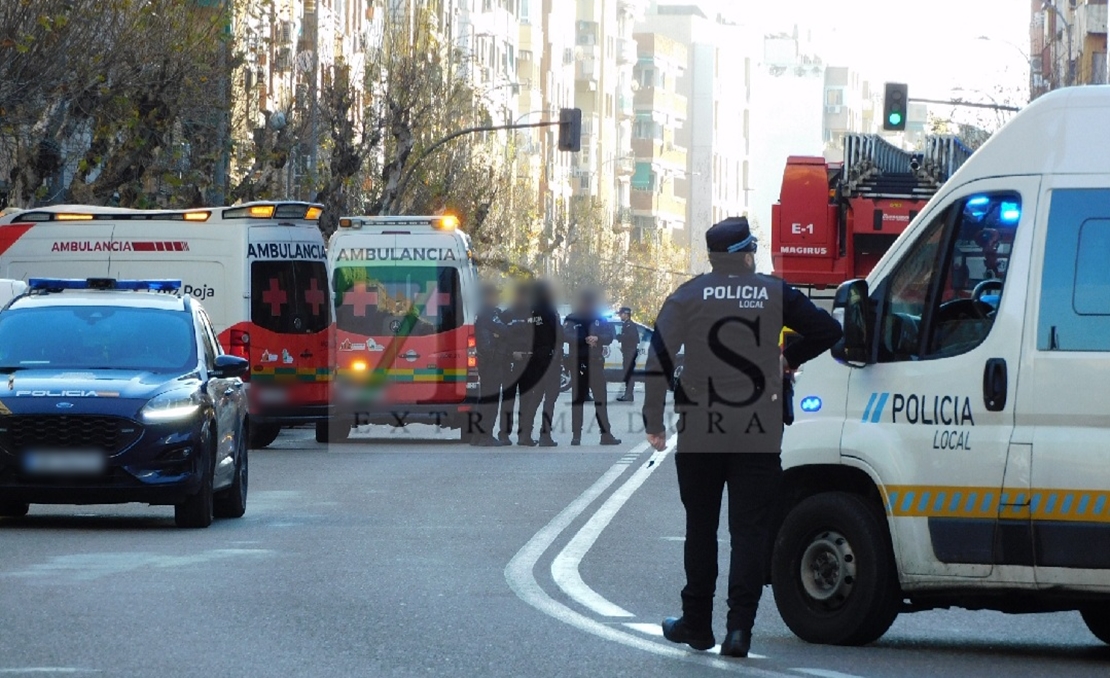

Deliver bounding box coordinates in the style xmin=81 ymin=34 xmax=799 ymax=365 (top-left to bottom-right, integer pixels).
xmin=516 ymin=281 xmax=562 ymax=447
xmin=471 ymin=283 xmax=511 ymax=447
xmin=498 ymin=282 xmax=533 ymax=444
xmin=642 ymin=216 xmax=842 ymax=658
xmin=615 ymin=306 xmax=639 ymax=402
xmin=563 ymin=289 xmax=622 ymax=446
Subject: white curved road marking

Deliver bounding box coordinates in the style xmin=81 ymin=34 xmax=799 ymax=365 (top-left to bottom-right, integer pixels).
xmin=550 ymin=442 xmax=674 ymax=617
xmin=505 ymin=439 xmax=796 ymax=676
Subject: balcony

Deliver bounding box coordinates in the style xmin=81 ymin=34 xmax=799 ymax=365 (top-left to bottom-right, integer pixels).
xmin=616 ymin=37 xmax=637 ymax=66
xmin=576 ymin=55 xmax=598 ymax=82
xmin=616 ymin=155 xmax=636 ymax=177
xmin=1079 ymin=2 xmax=1108 ymax=35
xmin=630 ymin=190 xmax=686 ymax=219
xmin=633 ymin=87 xmax=688 ymax=118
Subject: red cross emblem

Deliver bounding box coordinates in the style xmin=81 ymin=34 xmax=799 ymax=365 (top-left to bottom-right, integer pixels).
xmin=262 ymin=278 xmax=288 ymax=316
xmin=304 ymin=278 xmax=326 ymax=316
xmin=423 ymin=283 xmax=452 ymax=316
xmin=342 ymin=282 xmax=378 ymax=317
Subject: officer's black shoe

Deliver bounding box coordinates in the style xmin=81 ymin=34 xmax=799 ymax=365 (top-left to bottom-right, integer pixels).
xmin=538 ymin=435 xmax=558 ymax=447
xmin=599 ymin=434 xmax=622 ymax=446
xmin=470 ymin=435 xmax=500 ymax=447
xmin=497 ymin=434 xmax=512 ymax=445
xmin=720 ymin=630 xmax=752 ymax=658
xmin=517 ymin=436 xmax=538 ymax=447
xmin=661 ymin=617 xmax=715 ymax=652
xmin=570 ymin=436 xmax=581 ymax=446
xmin=616 ymin=395 xmax=633 ymax=402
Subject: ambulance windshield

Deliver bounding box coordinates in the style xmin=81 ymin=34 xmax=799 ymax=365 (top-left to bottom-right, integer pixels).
xmin=333 ymin=265 xmax=462 ymax=337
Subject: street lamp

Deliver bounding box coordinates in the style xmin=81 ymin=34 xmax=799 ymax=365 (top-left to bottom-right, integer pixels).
xmin=1042 ymin=1 xmax=1074 ymax=86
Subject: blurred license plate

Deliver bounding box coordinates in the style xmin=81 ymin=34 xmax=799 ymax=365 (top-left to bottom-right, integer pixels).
xmin=23 ymin=450 xmax=106 ymax=475
xmin=254 ymin=387 xmax=288 ymax=404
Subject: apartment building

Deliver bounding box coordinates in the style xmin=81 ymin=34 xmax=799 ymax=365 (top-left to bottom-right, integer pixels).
xmin=571 ymin=0 xmax=644 ymax=230
xmin=1034 ymin=0 xmax=1108 ymax=95
xmin=232 ymin=0 xmax=370 ymax=197
xmin=637 ymin=3 xmax=753 ymax=274
xmin=629 ymin=32 xmax=688 ymax=244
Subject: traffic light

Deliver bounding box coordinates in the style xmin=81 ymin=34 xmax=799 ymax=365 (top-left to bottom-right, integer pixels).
xmin=883 ymin=83 xmax=908 ymax=131
xmin=558 ymin=107 xmax=582 ymax=152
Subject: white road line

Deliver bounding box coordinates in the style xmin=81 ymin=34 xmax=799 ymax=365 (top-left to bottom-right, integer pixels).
xmin=505 ymin=439 xmax=795 ymax=676
xmin=791 ymin=670 xmax=867 ymax=678
xmin=550 ymin=442 xmax=674 ymax=618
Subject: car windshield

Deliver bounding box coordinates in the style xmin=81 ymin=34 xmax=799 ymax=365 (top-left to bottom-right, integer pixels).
xmin=333 ymin=265 xmax=462 ymax=337
xmin=0 ymin=306 xmax=197 ymax=373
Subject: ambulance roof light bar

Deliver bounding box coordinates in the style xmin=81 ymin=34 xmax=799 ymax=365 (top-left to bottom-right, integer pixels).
xmin=27 ymin=278 xmax=183 ymax=293
xmin=222 ymin=202 xmax=324 ymax=221
xmin=338 ymin=215 xmax=459 ymax=230
xmin=14 ymin=209 xmax=212 ymax=223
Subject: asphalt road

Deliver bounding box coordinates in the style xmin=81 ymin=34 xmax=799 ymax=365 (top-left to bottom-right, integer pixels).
xmin=2 ymin=386 xmax=1108 ymax=677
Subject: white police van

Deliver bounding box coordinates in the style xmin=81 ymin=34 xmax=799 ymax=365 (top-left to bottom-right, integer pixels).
xmin=772 ymin=86 xmax=1110 ymax=647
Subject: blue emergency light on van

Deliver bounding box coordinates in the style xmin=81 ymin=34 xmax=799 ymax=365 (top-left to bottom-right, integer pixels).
xmin=27 ymin=278 xmax=182 ymax=292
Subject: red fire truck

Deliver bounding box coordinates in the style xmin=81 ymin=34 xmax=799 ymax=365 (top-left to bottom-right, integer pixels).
xmin=772 ymin=134 xmax=973 ymax=288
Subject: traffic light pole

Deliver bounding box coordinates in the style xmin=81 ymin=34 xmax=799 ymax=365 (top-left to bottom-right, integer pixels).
xmin=384 ymin=119 xmax=562 ymax=216
xmin=909 ymin=97 xmax=1021 ymax=113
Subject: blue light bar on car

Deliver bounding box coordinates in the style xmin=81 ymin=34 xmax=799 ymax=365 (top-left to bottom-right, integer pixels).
xmin=27 ymin=278 xmax=182 ymax=292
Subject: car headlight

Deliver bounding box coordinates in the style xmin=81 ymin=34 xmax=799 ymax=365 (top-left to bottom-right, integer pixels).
xmin=141 ymin=388 xmax=203 ymax=422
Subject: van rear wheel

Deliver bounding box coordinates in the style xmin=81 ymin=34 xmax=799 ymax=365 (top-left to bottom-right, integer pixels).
xmin=249 ymin=422 xmax=281 ymax=449
xmin=772 ymin=492 xmax=901 ymax=646
xmin=1081 ymin=607 xmax=1110 ymax=644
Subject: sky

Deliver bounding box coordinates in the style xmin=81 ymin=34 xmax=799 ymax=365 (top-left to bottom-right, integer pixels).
xmin=706 ymin=0 xmax=1031 ymax=106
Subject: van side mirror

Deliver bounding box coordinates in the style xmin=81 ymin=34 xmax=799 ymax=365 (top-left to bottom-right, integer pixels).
xmin=831 ymin=279 xmax=874 ymax=365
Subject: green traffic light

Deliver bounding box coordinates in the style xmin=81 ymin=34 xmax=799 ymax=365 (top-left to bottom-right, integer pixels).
xmin=888 ymin=112 xmax=903 ymax=126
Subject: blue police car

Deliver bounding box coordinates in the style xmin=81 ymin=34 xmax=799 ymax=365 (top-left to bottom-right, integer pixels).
xmin=0 ymin=279 xmax=249 ymax=528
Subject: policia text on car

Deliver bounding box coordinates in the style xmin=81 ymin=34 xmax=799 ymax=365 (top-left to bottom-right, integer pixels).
xmin=642 ymin=216 xmax=842 ymax=658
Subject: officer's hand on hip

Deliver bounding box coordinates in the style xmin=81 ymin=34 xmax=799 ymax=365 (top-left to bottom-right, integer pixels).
xmin=646 ymin=432 xmax=667 ymax=451
xmin=586 ymin=335 xmax=599 ymax=346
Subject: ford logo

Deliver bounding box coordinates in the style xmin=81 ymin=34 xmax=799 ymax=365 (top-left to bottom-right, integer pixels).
xmin=56 ymin=402 xmax=75 ymax=409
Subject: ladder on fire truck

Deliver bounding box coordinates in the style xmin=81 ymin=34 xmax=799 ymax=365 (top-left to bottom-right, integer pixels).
xmin=842 ymin=133 xmax=973 ymax=200
xmin=772 ymin=134 xmax=974 ymax=292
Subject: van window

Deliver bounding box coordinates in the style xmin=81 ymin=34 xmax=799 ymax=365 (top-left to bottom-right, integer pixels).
xmin=879 ymin=192 xmax=1021 ymax=362
xmin=250 ymin=261 xmax=331 ymax=334
xmin=333 ymin=265 xmax=462 ymax=337
xmin=1038 ymin=188 xmax=1110 ymax=351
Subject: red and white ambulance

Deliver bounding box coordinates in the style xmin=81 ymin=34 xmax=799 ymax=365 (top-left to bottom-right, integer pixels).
xmin=0 ymin=202 xmax=331 ymax=448
xmin=322 ymin=215 xmax=479 ymax=442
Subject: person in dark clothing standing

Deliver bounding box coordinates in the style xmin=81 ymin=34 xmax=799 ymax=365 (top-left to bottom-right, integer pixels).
xmin=563 ymin=289 xmax=622 ymax=446
xmin=498 ymin=282 xmax=533 ymax=444
xmin=642 ymin=216 xmax=842 ymax=658
xmin=516 ymin=281 xmax=562 ymax=447
xmin=615 ymin=306 xmax=640 ymax=402
xmin=471 ymin=283 xmax=511 ymax=447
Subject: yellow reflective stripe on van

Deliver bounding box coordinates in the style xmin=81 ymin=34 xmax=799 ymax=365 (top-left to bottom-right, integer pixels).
xmin=336 ymin=367 xmax=467 ymax=382
xmin=884 ymin=485 xmax=1110 ymax=523
xmin=251 ymin=367 xmax=331 ymax=383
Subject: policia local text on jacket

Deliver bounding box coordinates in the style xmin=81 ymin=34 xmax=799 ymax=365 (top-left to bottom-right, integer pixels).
xmin=642 ymin=216 xmax=842 ymax=657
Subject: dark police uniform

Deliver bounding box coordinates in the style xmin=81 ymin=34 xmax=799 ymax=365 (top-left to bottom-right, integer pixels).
xmin=516 ymin=290 xmax=562 ymax=445
xmin=617 ymin=308 xmax=639 ymax=401
xmin=499 ymin=299 xmax=533 ymax=441
xmin=473 ymin=301 xmax=510 ymax=444
xmin=563 ymin=309 xmax=618 ymax=443
xmin=644 ymin=216 xmax=842 ymax=655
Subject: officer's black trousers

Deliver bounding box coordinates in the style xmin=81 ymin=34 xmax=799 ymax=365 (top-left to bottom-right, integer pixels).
xmin=474 ymin=361 xmax=505 ymax=437
xmin=570 ymin=360 xmax=612 ymax=436
xmin=674 ymin=451 xmax=782 ymax=633
xmin=500 ymin=361 xmax=525 ymax=437
xmin=620 ymin=351 xmax=636 ymax=396
xmin=518 ymin=354 xmax=559 ymax=438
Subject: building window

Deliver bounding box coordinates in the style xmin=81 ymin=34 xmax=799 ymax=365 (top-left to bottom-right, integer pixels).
xmin=631 ymin=162 xmax=655 ymax=190
xmin=826 ymin=88 xmax=844 ymax=106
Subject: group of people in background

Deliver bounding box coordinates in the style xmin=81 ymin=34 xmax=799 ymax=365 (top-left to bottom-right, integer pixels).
xmin=471 ymin=282 xmax=637 ymax=447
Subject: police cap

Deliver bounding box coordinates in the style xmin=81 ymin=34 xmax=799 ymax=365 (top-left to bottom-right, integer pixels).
xmin=706 ymin=216 xmax=757 ymax=254
xmin=619 ymin=306 xmax=632 ymax=315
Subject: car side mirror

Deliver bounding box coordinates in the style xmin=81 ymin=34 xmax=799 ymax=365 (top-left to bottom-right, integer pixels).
xmin=831 ymin=279 xmax=875 ymax=365
xmin=212 ymin=354 xmax=249 ymax=379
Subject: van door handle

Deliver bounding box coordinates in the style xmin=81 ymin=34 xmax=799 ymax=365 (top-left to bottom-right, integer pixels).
xmin=983 ymin=358 xmax=1007 ymax=412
